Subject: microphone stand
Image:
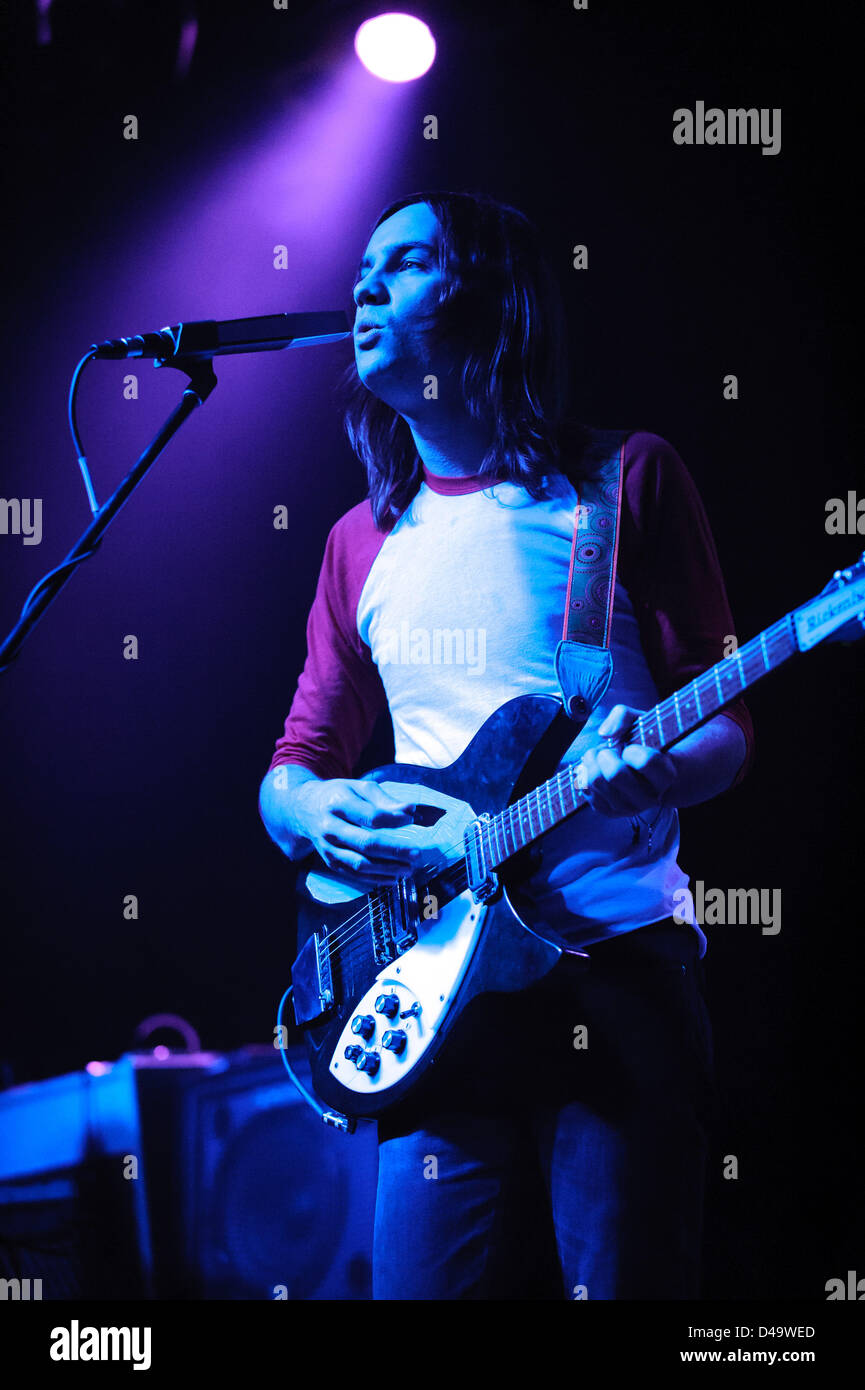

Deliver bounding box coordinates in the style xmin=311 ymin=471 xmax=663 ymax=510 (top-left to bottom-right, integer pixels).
xmin=0 ymin=356 xmax=217 ymax=676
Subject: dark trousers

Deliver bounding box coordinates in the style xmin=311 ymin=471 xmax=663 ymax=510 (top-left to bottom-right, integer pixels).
xmin=373 ymin=917 xmax=716 ymax=1300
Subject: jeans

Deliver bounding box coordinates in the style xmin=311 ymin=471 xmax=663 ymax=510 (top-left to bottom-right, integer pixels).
xmin=373 ymin=917 xmax=716 ymax=1300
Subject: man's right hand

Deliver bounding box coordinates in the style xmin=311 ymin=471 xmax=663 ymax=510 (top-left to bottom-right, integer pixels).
xmin=290 ymin=777 xmax=425 ymax=887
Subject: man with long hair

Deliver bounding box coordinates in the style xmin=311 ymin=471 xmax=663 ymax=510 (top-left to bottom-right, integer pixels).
xmin=259 ymin=190 xmax=753 ymax=1299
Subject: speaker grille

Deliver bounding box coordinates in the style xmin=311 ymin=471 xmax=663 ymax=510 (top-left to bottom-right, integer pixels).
xmin=183 ymin=1055 xmax=377 ymax=1299
xmin=207 ymin=1108 xmax=347 ymax=1296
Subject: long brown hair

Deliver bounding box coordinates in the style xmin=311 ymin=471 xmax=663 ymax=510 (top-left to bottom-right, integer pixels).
xmin=342 ymin=190 xmax=589 ymax=530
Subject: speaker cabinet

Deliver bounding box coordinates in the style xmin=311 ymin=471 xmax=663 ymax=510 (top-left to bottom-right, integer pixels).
xmin=0 ymin=1047 xmax=378 ymax=1300
xmin=153 ymin=1048 xmax=378 ymax=1299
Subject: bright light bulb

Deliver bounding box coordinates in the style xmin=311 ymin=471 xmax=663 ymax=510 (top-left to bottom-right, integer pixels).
xmin=354 ymin=13 xmax=436 ymax=83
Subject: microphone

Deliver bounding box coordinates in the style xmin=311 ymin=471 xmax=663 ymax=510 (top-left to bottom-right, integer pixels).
xmin=91 ymin=310 xmax=351 ymax=362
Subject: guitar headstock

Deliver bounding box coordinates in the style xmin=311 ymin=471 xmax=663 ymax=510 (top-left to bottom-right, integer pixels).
xmin=794 ymin=552 xmax=865 ymax=651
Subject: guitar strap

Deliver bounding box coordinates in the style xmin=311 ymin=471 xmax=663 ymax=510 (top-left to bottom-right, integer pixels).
xmin=555 ymin=427 xmax=628 ymax=723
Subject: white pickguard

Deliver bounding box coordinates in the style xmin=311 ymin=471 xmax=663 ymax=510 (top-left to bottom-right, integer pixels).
xmin=303 ymin=781 xmax=490 ymax=1096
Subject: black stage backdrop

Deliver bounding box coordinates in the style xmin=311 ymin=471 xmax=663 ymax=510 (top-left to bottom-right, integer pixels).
xmin=0 ymin=0 xmax=861 ymax=1301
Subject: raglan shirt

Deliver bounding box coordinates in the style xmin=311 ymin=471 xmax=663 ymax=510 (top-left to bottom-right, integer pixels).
xmin=266 ymin=432 xmax=755 ymax=955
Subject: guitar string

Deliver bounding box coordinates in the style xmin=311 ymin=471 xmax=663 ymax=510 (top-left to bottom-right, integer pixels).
xmin=321 ymin=758 xmax=592 ymax=954
xmin=319 ymin=768 xmax=584 ymax=955
xmin=317 ymin=622 xmax=795 ymax=963
xmin=313 ymin=599 xmax=863 ymax=972
xmin=321 ymin=790 xmax=572 ymax=958
xmin=318 ymin=633 xmax=773 ymax=963
xmin=321 ymin=773 xmax=591 ymax=960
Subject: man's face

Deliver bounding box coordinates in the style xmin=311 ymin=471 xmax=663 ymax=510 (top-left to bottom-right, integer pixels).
xmin=352 ymin=201 xmax=451 ymax=411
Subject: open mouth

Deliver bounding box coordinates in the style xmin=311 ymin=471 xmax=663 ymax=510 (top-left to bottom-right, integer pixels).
xmin=355 ymin=326 xmax=383 ymax=347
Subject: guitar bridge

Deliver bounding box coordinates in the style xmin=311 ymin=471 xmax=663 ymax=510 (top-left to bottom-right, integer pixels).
xmin=464 ymin=813 xmax=500 ymax=903
xmin=291 ymin=930 xmax=335 ymax=1026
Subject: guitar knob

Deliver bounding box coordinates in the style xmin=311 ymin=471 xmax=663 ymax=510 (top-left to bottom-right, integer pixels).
xmin=344 ymin=1044 xmax=363 ymax=1062
xmin=381 ymin=1029 xmax=407 ymax=1054
xmin=375 ymin=993 xmax=400 ymax=1019
xmin=351 ymin=1014 xmax=375 ymax=1040
xmin=356 ymin=1050 xmax=380 ymax=1075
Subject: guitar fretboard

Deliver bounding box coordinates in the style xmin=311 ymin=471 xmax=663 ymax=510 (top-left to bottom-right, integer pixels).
xmin=477 ymin=613 xmax=798 ymax=871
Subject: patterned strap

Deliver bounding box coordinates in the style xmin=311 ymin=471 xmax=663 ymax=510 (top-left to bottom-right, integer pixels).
xmin=562 ymin=430 xmax=627 ymax=648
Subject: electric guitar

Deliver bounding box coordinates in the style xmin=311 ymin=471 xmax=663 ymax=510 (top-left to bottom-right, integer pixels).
xmin=287 ymin=556 xmax=865 ymax=1120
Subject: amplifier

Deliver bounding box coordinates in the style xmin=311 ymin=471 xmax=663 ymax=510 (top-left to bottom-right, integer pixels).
xmin=0 ymin=1047 xmax=378 ymax=1300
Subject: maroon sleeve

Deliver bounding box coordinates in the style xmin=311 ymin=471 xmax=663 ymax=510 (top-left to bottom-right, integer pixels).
xmin=266 ymin=502 xmax=389 ymax=781
xmin=617 ymin=431 xmax=755 ymax=787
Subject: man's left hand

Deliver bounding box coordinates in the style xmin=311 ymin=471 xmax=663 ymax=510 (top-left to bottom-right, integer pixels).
xmin=576 ymin=703 xmax=677 ymax=817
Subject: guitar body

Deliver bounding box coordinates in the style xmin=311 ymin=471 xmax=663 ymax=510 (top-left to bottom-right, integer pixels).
xmin=291 ymin=693 xmax=581 ymax=1119
xmin=284 ymin=552 xmax=865 ymax=1121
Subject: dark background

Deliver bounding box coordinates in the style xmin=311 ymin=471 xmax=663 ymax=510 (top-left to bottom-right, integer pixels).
xmin=0 ymin=0 xmax=860 ymax=1298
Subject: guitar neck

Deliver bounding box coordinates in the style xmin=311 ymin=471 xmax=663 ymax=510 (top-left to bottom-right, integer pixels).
xmin=479 ymin=612 xmax=798 ymax=871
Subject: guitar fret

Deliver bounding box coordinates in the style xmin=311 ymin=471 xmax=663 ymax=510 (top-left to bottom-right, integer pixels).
xmin=759 ymin=631 xmax=770 ymax=670
xmin=649 ymin=624 xmax=796 ymax=759
xmin=500 ymin=808 xmax=511 ymax=857
xmin=494 ymin=815 xmax=504 ymax=862
xmin=445 ymin=589 xmax=850 ymax=899
xmin=735 ymin=648 xmax=746 ymax=688
xmin=471 ymin=611 xmax=825 ymax=881
xmin=697 ymin=676 xmax=714 ymax=718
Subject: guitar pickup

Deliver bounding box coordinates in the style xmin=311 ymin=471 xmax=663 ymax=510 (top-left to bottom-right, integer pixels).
xmin=369 ymin=879 xmax=418 ymax=964
xmin=291 ymin=931 xmax=335 ymax=1026
xmin=393 ymin=877 xmax=420 ymax=953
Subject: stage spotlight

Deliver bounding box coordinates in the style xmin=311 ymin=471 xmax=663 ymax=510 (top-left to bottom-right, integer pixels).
xmin=354 ymin=12 xmax=436 ymax=83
